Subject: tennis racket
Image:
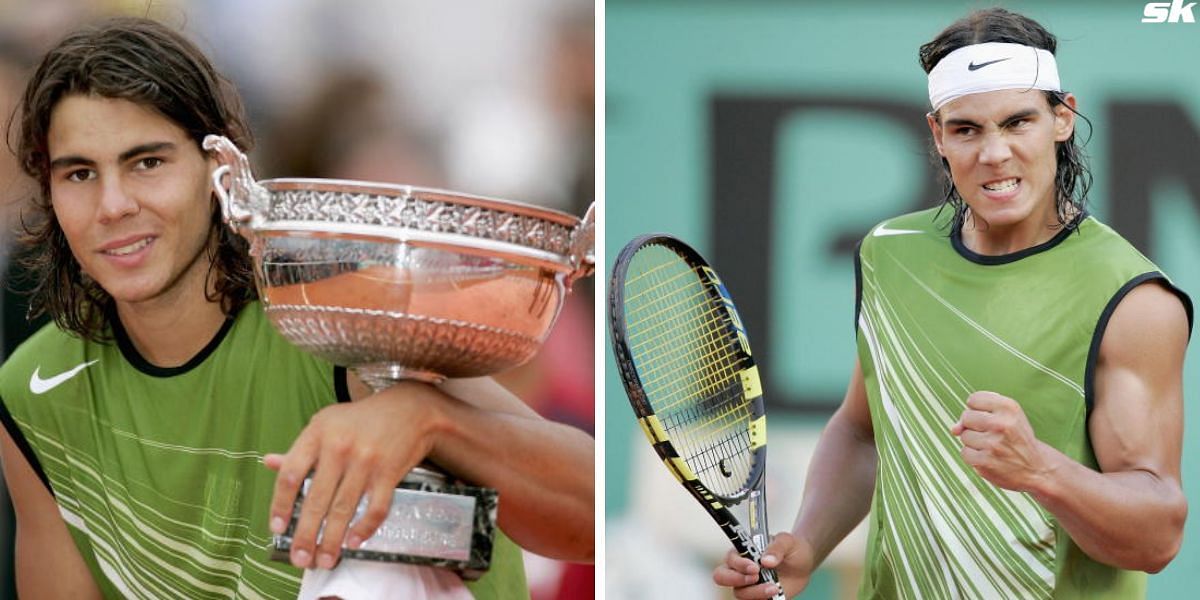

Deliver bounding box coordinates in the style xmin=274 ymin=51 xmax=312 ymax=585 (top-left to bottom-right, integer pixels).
xmin=609 ymin=234 xmax=785 ymax=599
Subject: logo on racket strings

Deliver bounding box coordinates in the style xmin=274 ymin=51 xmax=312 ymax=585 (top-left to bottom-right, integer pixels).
xmin=701 ymin=267 xmax=752 ymax=356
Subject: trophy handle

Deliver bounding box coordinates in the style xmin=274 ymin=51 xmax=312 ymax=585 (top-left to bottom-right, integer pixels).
xmin=209 ymin=165 xmax=239 ymax=232
xmin=565 ymin=201 xmax=595 ymax=289
xmin=203 ymin=134 xmax=266 ymax=232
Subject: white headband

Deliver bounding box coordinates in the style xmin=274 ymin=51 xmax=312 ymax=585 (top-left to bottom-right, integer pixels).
xmin=927 ymin=42 xmax=1061 ymax=111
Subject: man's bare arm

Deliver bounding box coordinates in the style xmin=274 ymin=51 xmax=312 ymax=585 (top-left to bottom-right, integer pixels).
xmin=267 ymin=375 xmax=594 ymax=569
xmin=954 ymin=281 xmax=1188 ymax=572
xmin=420 ymin=376 xmax=595 ymax=561
xmin=0 ymin=428 xmax=102 ymax=598
xmin=790 ymin=359 xmax=877 ymax=565
xmin=1029 ymin=281 xmax=1188 ymax=571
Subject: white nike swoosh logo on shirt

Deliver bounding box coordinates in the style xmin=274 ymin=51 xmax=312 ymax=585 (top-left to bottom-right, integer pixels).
xmin=29 ymin=360 xmax=99 ymax=395
xmin=872 ymin=225 xmax=923 ymax=237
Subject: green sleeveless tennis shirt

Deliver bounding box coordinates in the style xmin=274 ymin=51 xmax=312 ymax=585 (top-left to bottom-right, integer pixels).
xmin=854 ymin=208 xmax=1191 ymax=600
xmin=0 ymin=301 xmax=527 ymax=599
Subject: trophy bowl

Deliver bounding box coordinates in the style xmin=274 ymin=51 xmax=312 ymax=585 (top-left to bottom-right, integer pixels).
xmin=203 ymin=134 xmax=594 ymax=578
xmin=203 ymin=135 xmax=594 ymax=389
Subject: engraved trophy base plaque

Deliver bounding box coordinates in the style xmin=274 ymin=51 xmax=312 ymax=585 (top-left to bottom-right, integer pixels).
xmin=272 ymin=468 xmax=499 ymax=579
xmin=204 ymin=134 xmax=594 ymax=580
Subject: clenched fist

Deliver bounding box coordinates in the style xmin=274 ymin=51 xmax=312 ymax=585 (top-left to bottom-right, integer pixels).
xmin=951 ymin=391 xmax=1052 ymax=492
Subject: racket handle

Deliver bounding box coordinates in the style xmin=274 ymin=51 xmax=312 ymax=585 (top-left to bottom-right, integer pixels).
xmin=747 ymin=488 xmax=785 ymax=598
xmin=759 ymin=567 xmax=787 ymax=599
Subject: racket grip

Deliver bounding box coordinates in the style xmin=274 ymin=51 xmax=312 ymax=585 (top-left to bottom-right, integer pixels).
xmin=759 ymin=567 xmax=787 ymax=599
xmin=747 ymin=489 xmax=784 ymax=598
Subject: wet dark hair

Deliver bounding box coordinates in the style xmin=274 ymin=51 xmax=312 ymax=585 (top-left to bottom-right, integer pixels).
xmin=12 ymin=16 xmax=256 ymax=340
xmin=919 ymin=8 xmax=1091 ymax=229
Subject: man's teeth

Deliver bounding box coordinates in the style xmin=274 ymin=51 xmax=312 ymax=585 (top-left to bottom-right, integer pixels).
xmin=984 ymin=178 xmax=1019 ymax=192
xmin=105 ymin=237 xmax=153 ymax=256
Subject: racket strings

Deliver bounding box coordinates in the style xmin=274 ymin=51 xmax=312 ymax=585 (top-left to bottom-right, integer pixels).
xmin=625 ymin=266 xmax=742 ymax=410
xmin=631 ymin=299 xmax=740 ymax=409
xmin=662 ymin=383 xmax=753 ymax=495
xmin=622 ymin=246 xmax=756 ymax=498
xmin=624 ymin=256 xmax=742 ymax=408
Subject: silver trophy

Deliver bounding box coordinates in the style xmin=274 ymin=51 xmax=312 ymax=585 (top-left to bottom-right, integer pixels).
xmin=203 ymin=135 xmax=594 ymax=579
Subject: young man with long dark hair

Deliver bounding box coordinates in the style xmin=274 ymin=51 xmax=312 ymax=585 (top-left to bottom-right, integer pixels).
xmin=715 ymin=8 xmax=1191 ymax=599
xmin=0 ymin=17 xmax=593 ymax=599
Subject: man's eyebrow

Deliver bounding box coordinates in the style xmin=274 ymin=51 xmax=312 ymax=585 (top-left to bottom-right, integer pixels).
xmin=998 ymin=108 xmax=1040 ymax=127
xmin=118 ymin=141 xmax=176 ymax=163
xmin=48 ymin=141 xmax=178 ymax=172
xmin=943 ymin=117 xmax=981 ymax=129
xmin=944 ymin=108 xmax=1041 ymax=130
xmin=48 ymin=155 xmax=94 ymax=171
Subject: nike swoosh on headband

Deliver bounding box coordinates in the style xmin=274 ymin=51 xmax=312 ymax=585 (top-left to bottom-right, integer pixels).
xmin=967 ymin=57 xmax=1012 ymax=71
xmin=29 ymin=360 xmax=99 ymax=395
xmin=873 ymin=225 xmax=923 ymax=237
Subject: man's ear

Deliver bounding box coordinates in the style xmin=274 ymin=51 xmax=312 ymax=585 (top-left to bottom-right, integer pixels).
xmin=926 ymin=112 xmax=945 ymax=156
xmin=1054 ymin=93 xmax=1077 ymax=142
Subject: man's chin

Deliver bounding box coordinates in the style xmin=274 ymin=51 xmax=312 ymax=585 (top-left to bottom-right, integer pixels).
xmin=104 ymin=283 xmax=163 ymax=306
xmin=961 ymin=203 xmax=1033 ymax=230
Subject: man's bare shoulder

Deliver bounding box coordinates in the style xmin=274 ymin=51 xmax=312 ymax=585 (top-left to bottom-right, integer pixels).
xmin=1109 ymin=281 xmax=1189 ymax=338
xmin=1099 ymin=280 xmax=1190 ymax=373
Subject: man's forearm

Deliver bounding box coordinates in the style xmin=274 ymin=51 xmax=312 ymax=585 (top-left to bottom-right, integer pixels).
xmin=16 ymin=534 xmax=103 ymax=599
xmin=792 ymin=408 xmax=877 ymax=566
xmin=1028 ymin=443 xmax=1185 ymax=572
xmin=430 ymin=395 xmax=595 ymax=562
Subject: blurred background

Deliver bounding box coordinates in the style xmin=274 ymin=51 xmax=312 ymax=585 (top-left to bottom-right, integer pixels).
xmin=0 ymin=0 xmax=594 ymax=598
xmin=606 ymin=1 xmax=1200 ymax=599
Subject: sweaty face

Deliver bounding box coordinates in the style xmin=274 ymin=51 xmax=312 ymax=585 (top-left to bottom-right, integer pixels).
xmin=928 ymin=89 xmax=1076 ymax=235
xmin=47 ymin=95 xmax=217 ymax=309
